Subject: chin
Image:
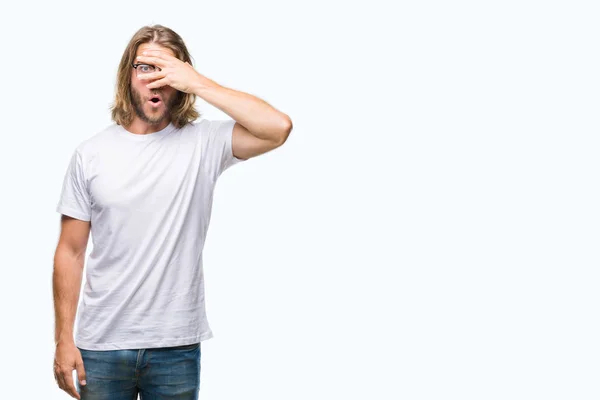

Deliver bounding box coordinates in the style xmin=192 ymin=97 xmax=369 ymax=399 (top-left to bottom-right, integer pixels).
xmin=146 ymin=113 xmax=170 ymax=125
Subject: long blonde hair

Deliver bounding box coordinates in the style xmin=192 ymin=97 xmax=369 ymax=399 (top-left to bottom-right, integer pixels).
xmin=110 ymin=25 xmax=200 ymax=128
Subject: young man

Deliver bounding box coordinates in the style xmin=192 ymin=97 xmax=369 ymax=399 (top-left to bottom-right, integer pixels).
xmin=52 ymin=24 xmax=292 ymax=399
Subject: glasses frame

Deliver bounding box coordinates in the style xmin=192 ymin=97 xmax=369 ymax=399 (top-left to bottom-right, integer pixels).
xmin=132 ymin=63 xmax=161 ymax=75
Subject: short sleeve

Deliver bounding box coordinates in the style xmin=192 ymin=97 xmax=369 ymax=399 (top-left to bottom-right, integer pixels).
xmin=203 ymin=119 xmax=245 ymax=178
xmin=56 ymin=149 xmax=92 ymax=221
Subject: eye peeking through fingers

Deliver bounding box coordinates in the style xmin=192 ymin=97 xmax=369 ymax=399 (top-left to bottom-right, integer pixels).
xmin=132 ymin=63 xmax=161 ymax=75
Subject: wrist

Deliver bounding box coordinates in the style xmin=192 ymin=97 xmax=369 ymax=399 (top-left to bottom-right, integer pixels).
xmin=55 ymin=333 xmax=75 ymax=346
xmin=192 ymin=75 xmax=221 ymax=96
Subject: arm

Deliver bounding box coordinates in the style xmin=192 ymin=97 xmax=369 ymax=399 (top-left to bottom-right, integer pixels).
xmin=136 ymin=50 xmax=293 ymax=160
xmin=53 ymin=215 xmax=89 ymax=345
xmin=193 ymin=81 xmax=292 ymax=161
xmin=53 ymin=214 xmax=90 ymax=398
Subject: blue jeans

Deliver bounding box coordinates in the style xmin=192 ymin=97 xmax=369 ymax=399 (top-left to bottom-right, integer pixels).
xmin=76 ymin=342 xmax=201 ymax=399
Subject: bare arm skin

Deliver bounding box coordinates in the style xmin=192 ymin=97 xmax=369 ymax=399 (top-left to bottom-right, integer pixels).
xmin=53 ymin=215 xmax=90 ymax=399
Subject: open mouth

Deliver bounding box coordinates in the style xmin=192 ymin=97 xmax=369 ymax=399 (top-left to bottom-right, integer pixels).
xmin=149 ymin=95 xmax=162 ymax=105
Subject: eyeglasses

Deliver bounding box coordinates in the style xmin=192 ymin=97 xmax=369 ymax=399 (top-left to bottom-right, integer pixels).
xmin=132 ymin=63 xmax=161 ymax=75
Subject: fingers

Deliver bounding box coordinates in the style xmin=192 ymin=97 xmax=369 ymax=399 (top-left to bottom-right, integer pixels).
xmin=54 ymin=361 xmax=66 ymax=391
xmin=54 ymin=368 xmax=66 ymax=393
xmin=136 ymin=50 xmax=181 ymax=68
xmin=146 ymin=77 xmax=169 ymax=89
xmin=75 ymin=358 xmax=87 ymax=387
xmin=135 ymin=55 xmax=168 ymax=68
xmin=54 ymin=357 xmax=83 ymax=399
xmin=56 ymin=368 xmax=81 ymax=399
xmin=137 ymin=70 xmax=167 ymax=81
xmin=64 ymin=371 xmax=81 ymax=399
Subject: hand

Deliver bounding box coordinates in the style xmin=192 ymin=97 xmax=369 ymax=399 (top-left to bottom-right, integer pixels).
xmin=54 ymin=341 xmax=86 ymax=399
xmin=135 ymin=50 xmax=206 ymax=93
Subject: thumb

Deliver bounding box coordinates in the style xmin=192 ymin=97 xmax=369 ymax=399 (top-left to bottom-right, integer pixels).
xmin=75 ymin=359 xmax=87 ymax=386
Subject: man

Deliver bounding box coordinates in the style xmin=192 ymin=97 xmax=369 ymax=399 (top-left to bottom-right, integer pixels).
xmin=53 ymin=24 xmax=292 ymax=399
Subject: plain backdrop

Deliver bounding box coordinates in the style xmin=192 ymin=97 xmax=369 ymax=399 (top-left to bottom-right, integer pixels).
xmin=1 ymin=0 xmax=599 ymax=399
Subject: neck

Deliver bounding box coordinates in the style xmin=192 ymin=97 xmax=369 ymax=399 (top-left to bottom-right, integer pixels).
xmin=124 ymin=117 xmax=171 ymax=135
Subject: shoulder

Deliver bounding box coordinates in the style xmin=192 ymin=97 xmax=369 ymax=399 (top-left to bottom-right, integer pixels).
xmin=186 ymin=118 xmax=230 ymax=131
xmin=180 ymin=119 xmax=206 ymax=134
xmin=182 ymin=118 xmax=234 ymax=139
xmin=73 ymin=124 xmax=120 ymax=160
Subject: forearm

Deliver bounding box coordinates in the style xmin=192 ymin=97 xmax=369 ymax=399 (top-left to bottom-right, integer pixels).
xmin=192 ymin=76 xmax=291 ymax=143
xmin=53 ymin=249 xmax=84 ymax=345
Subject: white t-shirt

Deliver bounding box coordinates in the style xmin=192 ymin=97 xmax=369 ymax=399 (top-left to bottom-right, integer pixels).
xmin=56 ymin=119 xmax=244 ymax=350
